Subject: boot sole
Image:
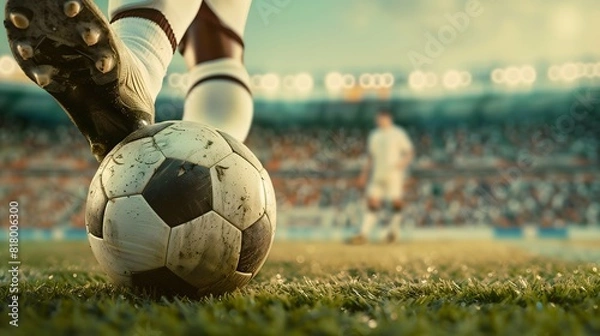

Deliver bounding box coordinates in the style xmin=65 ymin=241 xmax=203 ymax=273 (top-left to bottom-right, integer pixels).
xmin=4 ymin=0 xmax=151 ymax=160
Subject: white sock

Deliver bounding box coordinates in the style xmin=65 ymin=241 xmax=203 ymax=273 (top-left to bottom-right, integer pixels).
xmin=108 ymin=0 xmax=203 ymax=100
xmin=360 ymin=211 xmax=378 ymax=236
xmin=109 ymin=0 xmax=203 ymax=42
xmin=204 ymin=0 xmax=252 ymax=39
xmin=389 ymin=213 xmax=403 ymax=236
xmin=110 ymin=19 xmax=171 ymax=101
xmin=183 ymin=58 xmax=253 ymax=142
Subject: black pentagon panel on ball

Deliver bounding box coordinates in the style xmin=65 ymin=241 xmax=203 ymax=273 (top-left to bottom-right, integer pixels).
xmin=237 ymin=215 xmax=272 ymax=274
xmin=131 ymin=267 xmax=198 ymax=297
xmin=86 ymin=173 xmax=108 ymax=238
xmin=120 ymin=121 xmax=176 ymax=146
xmin=142 ymin=158 xmax=213 ymax=227
xmin=217 ymin=130 xmax=263 ymax=170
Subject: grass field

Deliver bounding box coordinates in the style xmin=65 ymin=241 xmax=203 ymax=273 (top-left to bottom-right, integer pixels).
xmin=1 ymin=240 xmax=599 ymax=335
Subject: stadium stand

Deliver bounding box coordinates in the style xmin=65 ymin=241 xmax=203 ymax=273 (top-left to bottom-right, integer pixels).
xmin=1 ymin=103 xmax=598 ymax=229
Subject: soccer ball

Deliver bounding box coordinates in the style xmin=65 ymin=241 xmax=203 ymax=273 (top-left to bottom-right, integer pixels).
xmin=85 ymin=121 xmax=276 ymax=296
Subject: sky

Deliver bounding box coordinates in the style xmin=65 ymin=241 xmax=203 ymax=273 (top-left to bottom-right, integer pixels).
xmin=1 ymin=0 xmax=599 ymax=74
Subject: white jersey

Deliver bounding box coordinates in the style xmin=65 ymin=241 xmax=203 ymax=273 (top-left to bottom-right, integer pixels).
xmin=368 ymin=125 xmax=413 ymax=181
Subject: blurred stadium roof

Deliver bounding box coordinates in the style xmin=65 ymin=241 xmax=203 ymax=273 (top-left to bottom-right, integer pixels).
xmin=0 ymin=0 xmax=598 ymax=74
xmin=0 ymin=0 xmax=598 ymax=122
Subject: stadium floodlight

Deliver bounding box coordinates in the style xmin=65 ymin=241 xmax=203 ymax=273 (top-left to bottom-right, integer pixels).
xmin=548 ymin=65 xmax=561 ymax=82
xmin=575 ymin=62 xmax=586 ymax=78
xmin=325 ymin=72 xmax=343 ymax=91
xmin=167 ymin=73 xmax=179 ymax=89
xmin=408 ymin=71 xmax=426 ymax=90
xmin=295 ymin=72 xmax=314 ymax=93
xmin=521 ymin=65 xmax=537 ymax=85
xmin=381 ymin=72 xmax=395 ymax=89
xmin=341 ymin=74 xmax=356 ymax=89
xmin=167 ymin=73 xmax=188 ymax=91
xmin=583 ymin=63 xmax=595 ymax=78
xmin=372 ymin=73 xmax=383 ymax=89
xmin=251 ymin=75 xmax=263 ymax=89
xmin=459 ymin=71 xmax=472 ymax=87
xmin=0 ymin=55 xmax=17 ymax=76
xmin=442 ymin=70 xmax=461 ymax=89
xmin=283 ymin=75 xmax=296 ymax=91
xmin=491 ymin=68 xmax=505 ymax=84
xmin=359 ymin=73 xmax=375 ymax=89
xmin=561 ymin=63 xmax=577 ymax=82
xmin=261 ymin=73 xmax=280 ymax=92
xmin=505 ymin=66 xmax=521 ymax=86
xmin=424 ymin=72 xmax=438 ymax=88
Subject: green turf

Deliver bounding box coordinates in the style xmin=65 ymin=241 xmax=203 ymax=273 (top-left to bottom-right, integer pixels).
xmin=1 ymin=241 xmax=599 ymax=335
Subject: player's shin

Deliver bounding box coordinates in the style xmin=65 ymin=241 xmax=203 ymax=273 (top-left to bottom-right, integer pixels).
xmin=183 ymin=59 xmax=253 ymax=141
xmin=179 ymin=0 xmax=253 ymax=142
xmin=109 ymin=0 xmax=203 ymax=100
xmin=387 ymin=203 xmax=404 ymax=242
xmin=360 ymin=209 xmax=378 ymax=237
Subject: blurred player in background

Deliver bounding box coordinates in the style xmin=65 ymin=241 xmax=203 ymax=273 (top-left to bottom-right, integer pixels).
xmin=5 ymin=0 xmax=253 ymax=161
xmin=348 ymin=110 xmax=414 ymax=244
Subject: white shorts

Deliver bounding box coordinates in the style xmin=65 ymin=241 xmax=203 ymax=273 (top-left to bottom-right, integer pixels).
xmin=366 ymin=174 xmax=405 ymax=201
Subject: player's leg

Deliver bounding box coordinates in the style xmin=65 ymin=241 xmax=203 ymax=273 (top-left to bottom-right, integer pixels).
xmin=4 ymin=0 xmax=201 ymax=161
xmin=109 ymin=0 xmax=203 ymax=100
xmin=386 ymin=200 xmax=404 ymax=243
xmin=361 ymin=197 xmax=382 ymax=237
xmin=385 ymin=176 xmax=405 ymax=243
xmin=348 ymin=183 xmax=382 ymax=244
xmin=178 ymin=0 xmax=253 ymax=142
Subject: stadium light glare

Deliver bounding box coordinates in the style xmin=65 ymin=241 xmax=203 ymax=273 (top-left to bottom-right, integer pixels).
xmin=505 ymin=66 xmax=521 ymax=86
xmin=283 ymin=75 xmax=296 ymax=91
xmin=459 ymin=71 xmax=472 ymax=86
xmin=594 ymin=63 xmax=600 ymax=77
xmin=442 ymin=70 xmax=461 ymax=89
xmin=0 ymin=55 xmax=17 ymax=76
xmin=521 ymin=66 xmax=537 ymax=84
xmin=491 ymin=68 xmax=505 ymax=84
xmin=424 ymin=72 xmax=438 ymax=87
xmin=325 ymin=72 xmax=343 ymax=91
xmin=261 ymin=73 xmax=280 ymax=92
xmin=408 ymin=71 xmax=426 ymax=90
xmin=295 ymin=72 xmax=314 ymax=93
xmin=548 ymin=65 xmax=561 ymax=81
xmin=561 ymin=63 xmax=577 ymax=82
xmin=583 ymin=63 xmax=595 ymax=78
xmin=341 ymin=74 xmax=356 ymax=89
xmin=575 ymin=62 xmax=586 ymax=77
xmin=167 ymin=73 xmax=180 ymax=88
xmin=381 ymin=72 xmax=395 ymax=88
xmin=373 ymin=73 xmax=383 ymax=89
xmin=359 ymin=73 xmax=375 ymax=89
xmin=251 ymin=75 xmax=263 ymax=89
xmin=167 ymin=73 xmax=189 ymax=91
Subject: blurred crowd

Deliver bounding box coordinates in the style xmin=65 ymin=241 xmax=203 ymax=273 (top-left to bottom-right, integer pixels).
xmin=248 ymin=122 xmax=599 ymax=173
xmin=0 ymin=120 xmax=96 ymax=171
xmin=301 ymin=173 xmax=600 ymax=228
xmin=0 ymin=175 xmax=87 ymax=228
xmin=4 ymin=118 xmax=598 ymax=173
xmin=1 ymin=116 xmax=599 ymax=228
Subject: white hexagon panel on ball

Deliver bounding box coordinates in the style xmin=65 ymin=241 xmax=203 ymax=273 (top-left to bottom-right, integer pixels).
xmin=153 ymin=121 xmax=232 ymax=167
xmin=210 ymin=153 xmax=266 ymax=231
xmin=101 ymin=138 xmax=165 ymax=199
xmin=166 ymin=211 xmax=242 ymax=291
